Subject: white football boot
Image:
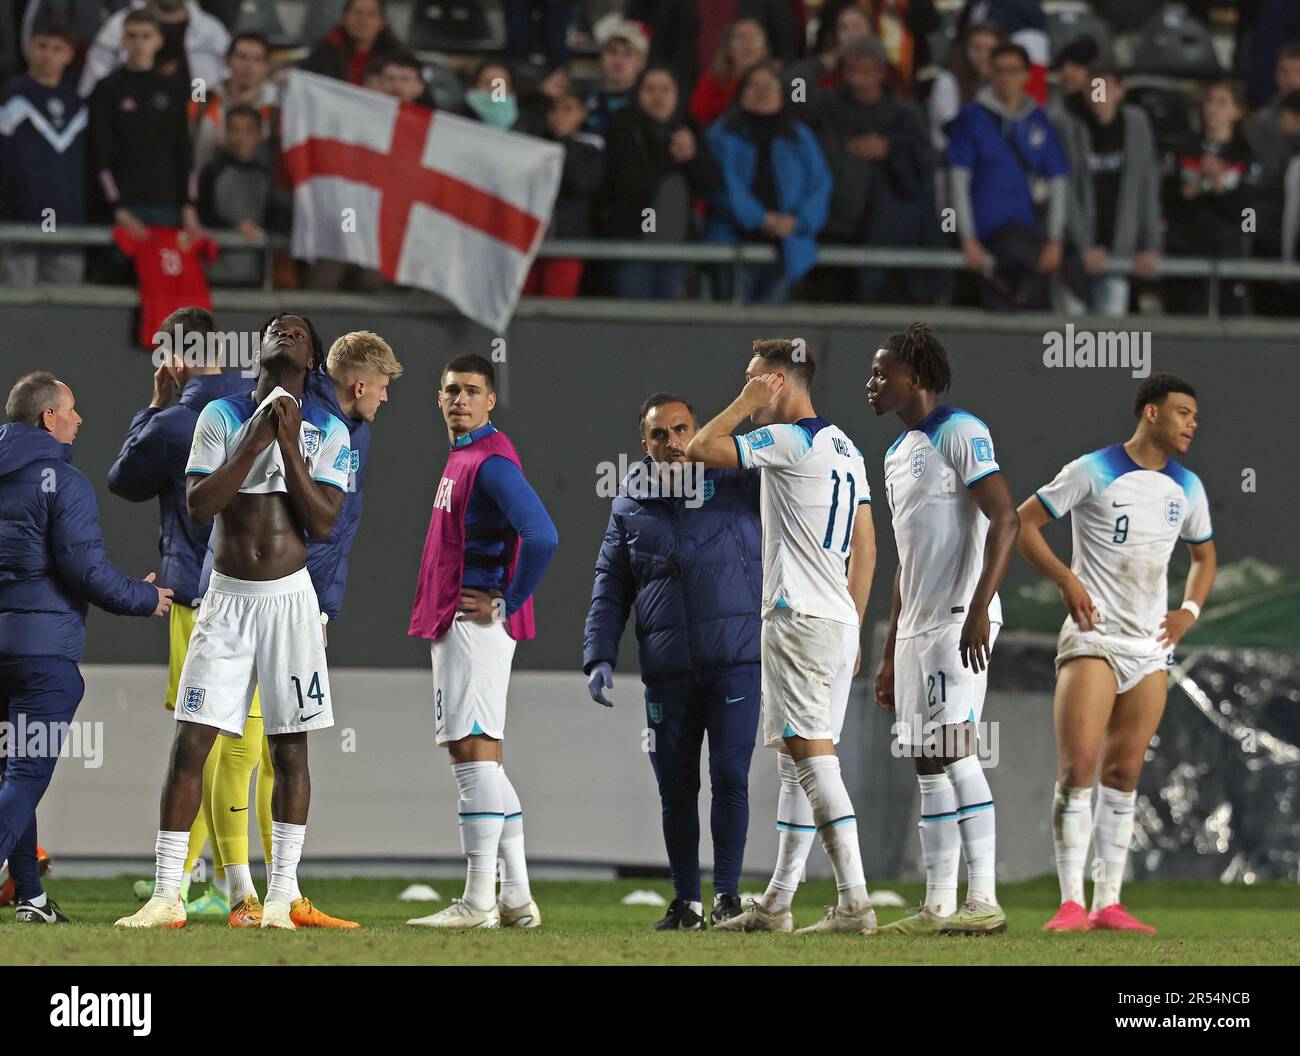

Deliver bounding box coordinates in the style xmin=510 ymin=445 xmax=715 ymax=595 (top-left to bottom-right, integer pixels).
xmin=795 ymin=901 xmax=878 ymax=935
xmin=260 ymin=899 xmax=296 ymax=929
xmin=711 ymin=898 xmax=794 ymax=933
xmin=407 ymin=897 xmax=500 ymax=929
xmin=114 ymin=895 xmax=187 ymax=929
xmin=497 ymin=899 xmax=541 ymax=929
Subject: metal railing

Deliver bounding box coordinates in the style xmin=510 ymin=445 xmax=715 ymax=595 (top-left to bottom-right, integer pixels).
xmin=3 ymin=224 xmax=1298 ymax=318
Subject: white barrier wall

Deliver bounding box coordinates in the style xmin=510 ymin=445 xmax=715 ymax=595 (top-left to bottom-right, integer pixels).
xmin=33 ymin=665 xmax=1062 ymax=882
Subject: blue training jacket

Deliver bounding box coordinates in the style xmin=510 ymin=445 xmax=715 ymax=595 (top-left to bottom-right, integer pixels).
xmin=107 ymin=372 xmax=246 ymax=607
xmin=304 ymin=365 xmax=370 ymax=620
xmin=704 ymin=117 xmax=832 ymax=284
xmin=0 ymin=422 xmax=159 ymax=661
xmin=583 ymin=461 xmax=762 ymax=684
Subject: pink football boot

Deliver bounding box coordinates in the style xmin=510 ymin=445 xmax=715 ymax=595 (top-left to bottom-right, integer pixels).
xmin=1043 ymin=900 xmax=1091 ymax=932
xmin=1088 ymin=904 xmax=1156 ymax=933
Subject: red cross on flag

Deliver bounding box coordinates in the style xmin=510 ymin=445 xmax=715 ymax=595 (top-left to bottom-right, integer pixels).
xmin=281 ymin=70 xmax=563 ymax=332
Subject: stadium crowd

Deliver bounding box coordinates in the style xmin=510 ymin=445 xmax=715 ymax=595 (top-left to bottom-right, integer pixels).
xmin=1 ymin=0 xmax=1299 ymax=314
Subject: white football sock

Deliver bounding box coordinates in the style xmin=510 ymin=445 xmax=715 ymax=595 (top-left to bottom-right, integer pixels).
xmin=1051 ymin=782 xmax=1093 ymax=906
xmin=917 ymin=772 xmax=960 ymax=917
xmin=1091 ymin=785 xmax=1136 ymax=911
xmin=454 ymin=761 xmax=504 ymax=911
xmin=795 ymin=755 xmax=869 ymax=910
xmin=225 ymin=862 xmax=256 ymax=904
xmin=496 ymin=765 xmax=532 ymax=909
xmin=266 ymin=821 xmax=305 ymax=906
xmin=946 ymin=755 xmax=997 ymax=906
xmin=29 ymin=891 xmax=48 ymax=908
xmin=152 ymin=830 xmax=189 ymax=900
xmin=764 ymin=752 xmax=815 ymax=913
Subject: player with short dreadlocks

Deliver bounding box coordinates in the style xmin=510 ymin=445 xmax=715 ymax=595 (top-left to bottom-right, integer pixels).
xmin=867 ymin=324 xmax=1021 ymax=935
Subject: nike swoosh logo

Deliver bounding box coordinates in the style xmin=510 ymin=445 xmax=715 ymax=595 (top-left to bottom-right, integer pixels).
xmin=229 ymin=806 xmax=248 ymax=812
xmin=1112 ymin=501 xmax=1132 ymax=507
xmin=725 ymin=695 xmax=746 ymax=703
xmin=299 ymin=711 xmax=323 ymax=722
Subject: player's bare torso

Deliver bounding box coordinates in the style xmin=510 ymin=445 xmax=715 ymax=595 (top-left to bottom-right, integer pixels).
xmin=213 ymin=488 xmax=309 ymax=581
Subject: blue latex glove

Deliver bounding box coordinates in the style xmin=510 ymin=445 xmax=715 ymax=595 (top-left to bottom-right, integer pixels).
xmin=587 ymin=661 xmax=614 ymax=707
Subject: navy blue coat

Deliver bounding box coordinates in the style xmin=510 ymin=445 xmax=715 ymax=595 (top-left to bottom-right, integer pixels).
xmin=304 ymin=365 xmax=369 ymax=620
xmin=106 ymin=372 xmax=246 ymax=607
xmin=0 ymin=422 xmax=159 ymax=661
xmin=583 ymin=462 xmax=762 ymax=684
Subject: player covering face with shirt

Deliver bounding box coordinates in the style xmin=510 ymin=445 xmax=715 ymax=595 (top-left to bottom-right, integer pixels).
xmin=116 ymin=315 xmax=348 ymax=931
xmin=1016 ymin=375 xmax=1216 ymax=934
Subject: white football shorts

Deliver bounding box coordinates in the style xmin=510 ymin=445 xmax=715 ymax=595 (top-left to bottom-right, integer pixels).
xmin=175 ymin=567 xmax=333 ymax=737
xmin=1055 ymin=620 xmax=1170 ymax=694
xmin=893 ymin=621 xmax=1000 ymax=746
xmin=430 ymin=616 xmax=517 ymax=745
xmin=760 ymin=607 xmax=859 ymax=747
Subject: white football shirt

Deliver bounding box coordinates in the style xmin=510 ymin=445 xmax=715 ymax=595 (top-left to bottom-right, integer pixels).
xmin=884 ymin=404 xmax=1002 ymax=638
xmin=187 ymin=387 xmax=351 ymax=495
xmin=1035 ymin=443 xmax=1212 ymax=641
xmin=734 ymin=416 xmax=870 ymax=627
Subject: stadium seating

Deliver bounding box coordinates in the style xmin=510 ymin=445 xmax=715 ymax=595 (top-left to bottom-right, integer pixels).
xmin=1124 ymin=82 xmax=1198 ymax=155
xmin=301 ymin=0 xmax=350 ymax=51
xmin=1130 ymin=2 xmax=1223 ymax=77
xmin=231 ymin=0 xmax=290 ymax=46
xmin=1046 ymin=5 xmax=1112 ymax=61
xmin=408 ymin=1 xmax=499 ymax=53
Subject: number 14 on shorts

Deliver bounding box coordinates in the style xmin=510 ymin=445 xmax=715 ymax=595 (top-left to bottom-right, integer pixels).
xmin=291 ymin=672 xmax=326 ymax=722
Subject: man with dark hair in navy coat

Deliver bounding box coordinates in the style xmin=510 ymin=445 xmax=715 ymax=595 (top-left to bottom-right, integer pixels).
xmin=0 ymin=370 xmax=172 ymax=923
xmin=583 ymin=392 xmax=762 ymax=931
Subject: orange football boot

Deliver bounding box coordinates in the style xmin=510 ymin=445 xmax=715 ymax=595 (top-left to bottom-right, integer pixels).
xmin=291 ymin=897 xmax=359 ymax=928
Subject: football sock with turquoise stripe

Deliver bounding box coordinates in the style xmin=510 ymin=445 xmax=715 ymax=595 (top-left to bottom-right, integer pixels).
xmin=496 ymin=765 xmax=532 ymax=909
xmin=454 ymin=761 xmax=503 ymax=912
xmin=764 ymin=751 xmax=815 ymax=913
xmin=795 ymin=755 xmax=869 ymax=909
xmin=1091 ymin=785 xmax=1136 ymax=912
xmin=917 ymin=772 xmax=960 ymax=916
xmin=946 ymin=755 xmax=997 ymax=906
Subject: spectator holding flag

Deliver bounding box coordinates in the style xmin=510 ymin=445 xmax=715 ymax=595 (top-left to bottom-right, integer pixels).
xmin=301 ymin=0 xmax=403 ymax=88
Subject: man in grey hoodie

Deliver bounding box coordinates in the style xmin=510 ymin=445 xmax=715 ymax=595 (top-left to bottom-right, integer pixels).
xmin=1057 ymin=66 xmax=1162 ymax=316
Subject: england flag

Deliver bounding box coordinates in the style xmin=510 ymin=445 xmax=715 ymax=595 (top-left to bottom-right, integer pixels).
xmin=281 ymin=70 xmax=563 ymax=333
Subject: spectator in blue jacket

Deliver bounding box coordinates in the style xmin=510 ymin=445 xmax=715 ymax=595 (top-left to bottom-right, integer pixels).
xmin=304 ymin=327 xmax=404 ymax=625
xmin=583 ymin=393 xmax=762 ymax=931
xmin=1 ymin=371 xmax=172 ymax=923
xmin=0 ymin=16 xmax=88 ymax=286
xmin=946 ymin=42 xmax=1070 ymax=310
xmin=705 ymin=60 xmax=832 ymax=303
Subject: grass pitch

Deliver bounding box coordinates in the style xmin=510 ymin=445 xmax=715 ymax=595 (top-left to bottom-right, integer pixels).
xmin=3 ymin=875 xmax=1297 ymax=966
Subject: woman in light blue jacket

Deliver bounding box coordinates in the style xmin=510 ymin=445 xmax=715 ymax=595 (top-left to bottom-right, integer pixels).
xmin=705 ymin=61 xmax=832 ymax=303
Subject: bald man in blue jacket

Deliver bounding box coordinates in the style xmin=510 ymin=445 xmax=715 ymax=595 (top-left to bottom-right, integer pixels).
xmin=0 ymin=370 xmax=171 ymax=923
